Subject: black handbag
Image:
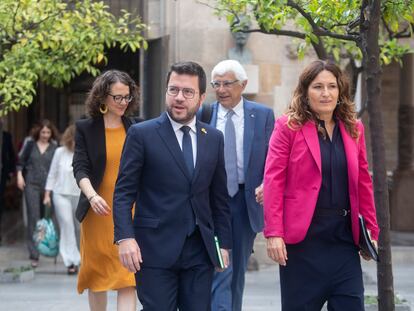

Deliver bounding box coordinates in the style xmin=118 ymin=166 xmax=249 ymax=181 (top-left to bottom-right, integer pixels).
xmin=359 ymin=215 xmax=379 ymax=262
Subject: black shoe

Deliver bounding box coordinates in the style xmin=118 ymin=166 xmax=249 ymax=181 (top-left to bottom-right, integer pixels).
xmin=67 ymin=264 xmax=78 ymax=275
xmin=31 ymin=260 xmax=39 ymax=268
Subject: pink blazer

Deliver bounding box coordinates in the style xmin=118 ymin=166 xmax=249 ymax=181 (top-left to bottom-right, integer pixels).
xmin=263 ymin=115 xmax=379 ymax=245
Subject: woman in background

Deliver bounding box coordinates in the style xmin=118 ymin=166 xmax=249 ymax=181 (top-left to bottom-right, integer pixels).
xmin=73 ymin=70 xmax=139 ymax=311
xmin=44 ymin=124 xmax=80 ymax=275
xmin=263 ymin=60 xmax=379 ymax=310
xmin=17 ymin=119 xmax=58 ymax=267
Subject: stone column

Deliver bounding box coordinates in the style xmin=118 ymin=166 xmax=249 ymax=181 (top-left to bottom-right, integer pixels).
xmin=391 ymin=54 xmax=414 ymax=231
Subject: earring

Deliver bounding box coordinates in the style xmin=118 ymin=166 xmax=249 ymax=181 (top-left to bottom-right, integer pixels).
xmin=99 ymin=103 xmax=108 ymax=114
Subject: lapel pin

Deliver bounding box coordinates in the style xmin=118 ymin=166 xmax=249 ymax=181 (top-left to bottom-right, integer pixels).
xmin=250 ymin=114 xmax=255 ymax=118
xmin=201 ymin=128 xmax=207 ymax=134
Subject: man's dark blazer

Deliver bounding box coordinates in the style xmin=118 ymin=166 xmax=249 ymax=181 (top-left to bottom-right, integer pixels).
xmin=72 ymin=115 xmax=136 ymax=222
xmin=113 ymin=112 xmax=232 ymax=268
xmin=200 ymin=98 xmax=275 ymax=232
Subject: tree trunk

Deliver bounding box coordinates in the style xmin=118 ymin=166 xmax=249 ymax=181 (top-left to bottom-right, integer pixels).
xmin=311 ymin=38 xmax=329 ymax=60
xmin=0 ymin=120 xmax=3 ymax=175
xmin=360 ymin=1 xmax=395 ymax=310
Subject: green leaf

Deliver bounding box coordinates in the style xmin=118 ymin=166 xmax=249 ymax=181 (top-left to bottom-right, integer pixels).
xmin=0 ymin=0 xmax=147 ymax=114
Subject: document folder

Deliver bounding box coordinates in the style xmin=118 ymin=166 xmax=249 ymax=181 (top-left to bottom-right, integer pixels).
xmin=359 ymin=215 xmax=379 ymax=262
xmin=214 ymin=236 xmax=225 ymax=269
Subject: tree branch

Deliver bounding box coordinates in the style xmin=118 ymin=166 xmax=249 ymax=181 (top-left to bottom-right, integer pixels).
xmin=23 ymin=11 xmax=64 ymax=33
xmin=196 ymin=0 xmax=236 ymax=16
xmin=311 ymin=38 xmax=329 ymax=59
xmin=244 ymin=28 xmax=306 ymax=39
xmin=315 ymin=29 xmax=359 ymax=41
xmin=287 ymin=0 xmax=359 ymax=42
xmin=329 ymin=22 xmax=351 ymax=28
xmin=394 ymin=31 xmax=412 ymax=38
xmin=346 ymin=17 xmax=361 ymax=33
xmin=246 ymin=27 xmax=330 ymax=58
xmin=381 ymin=17 xmax=394 ymax=39
xmin=249 ymin=11 xmax=358 ymax=42
xmin=381 ymin=16 xmax=413 ymax=39
xmin=392 ymin=24 xmax=413 ymax=39
xmin=11 ymin=2 xmax=21 ymax=34
xmin=287 ymin=0 xmax=319 ymax=29
xmin=4 ymin=6 xmax=67 ymax=47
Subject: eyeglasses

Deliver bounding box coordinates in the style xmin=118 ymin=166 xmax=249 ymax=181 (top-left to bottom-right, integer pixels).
xmin=210 ymin=80 xmax=239 ymax=89
xmin=166 ymin=86 xmax=197 ymax=99
xmin=107 ymin=94 xmax=133 ymax=104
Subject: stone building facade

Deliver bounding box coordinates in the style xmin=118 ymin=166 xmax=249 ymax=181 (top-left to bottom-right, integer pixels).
xmin=2 ymin=0 xmax=412 ymax=234
xmin=145 ymin=1 xmax=414 ymax=232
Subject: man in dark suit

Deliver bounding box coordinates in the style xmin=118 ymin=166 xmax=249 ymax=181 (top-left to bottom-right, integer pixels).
xmin=113 ymin=61 xmax=232 ymax=311
xmin=203 ymin=60 xmax=275 ymax=311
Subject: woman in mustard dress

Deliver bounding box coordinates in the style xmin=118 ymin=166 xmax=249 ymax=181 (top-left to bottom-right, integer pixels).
xmin=73 ymin=70 xmax=140 ymax=311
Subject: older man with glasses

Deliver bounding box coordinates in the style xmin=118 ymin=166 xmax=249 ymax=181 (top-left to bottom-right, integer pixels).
xmin=199 ymin=59 xmax=275 ymax=311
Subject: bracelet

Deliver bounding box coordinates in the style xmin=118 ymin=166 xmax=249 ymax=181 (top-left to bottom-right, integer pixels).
xmin=88 ymin=193 xmax=98 ymax=202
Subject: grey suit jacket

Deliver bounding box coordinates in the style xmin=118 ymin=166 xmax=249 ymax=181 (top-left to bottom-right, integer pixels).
xmin=205 ymin=98 xmax=275 ymax=232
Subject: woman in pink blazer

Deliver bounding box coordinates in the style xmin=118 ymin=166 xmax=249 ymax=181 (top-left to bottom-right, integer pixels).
xmin=263 ymin=60 xmax=379 ymax=311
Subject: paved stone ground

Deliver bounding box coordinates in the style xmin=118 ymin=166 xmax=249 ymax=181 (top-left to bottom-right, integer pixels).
xmin=1 ymin=243 xmax=413 ymax=311
xmin=1 ymin=209 xmax=413 ymax=310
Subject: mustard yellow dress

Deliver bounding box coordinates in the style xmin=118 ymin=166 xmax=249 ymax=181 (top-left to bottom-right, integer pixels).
xmin=77 ymin=126 xmax=135 ymax=293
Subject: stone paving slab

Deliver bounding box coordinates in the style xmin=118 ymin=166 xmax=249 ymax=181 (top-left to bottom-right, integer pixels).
xmin=0 ymin=243 xmax=413 ymax=311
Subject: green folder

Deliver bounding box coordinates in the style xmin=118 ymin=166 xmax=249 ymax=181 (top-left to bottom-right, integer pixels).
xmin=214 ymin=236 xmax=225 ymax=269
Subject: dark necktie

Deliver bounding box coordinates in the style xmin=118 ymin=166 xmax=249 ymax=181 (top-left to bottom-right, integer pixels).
xmin=224 ymin=110 xmax=239 ymax=197
xmin=181 ymin=126 xmax=194 ymax=176
xmin=180 ymin=125 xmax=196 ymax=235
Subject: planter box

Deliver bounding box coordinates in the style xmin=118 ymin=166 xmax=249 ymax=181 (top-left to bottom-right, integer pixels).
xmin=365 ymin=304 xmax=411 ymax=311
xmin=322 ymin=301 xmax=411 ymax=311
xmin=364 ymin=295 xmax=411 ymax=311
xmin=0 ymin=266 xmax=34 ymax=283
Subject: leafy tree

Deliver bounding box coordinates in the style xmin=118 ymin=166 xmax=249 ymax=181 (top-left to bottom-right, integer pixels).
xmin=0 ymin=0 xmax=147 ymax=115
xmin=203 ymin=0 xmax=414 ymax=310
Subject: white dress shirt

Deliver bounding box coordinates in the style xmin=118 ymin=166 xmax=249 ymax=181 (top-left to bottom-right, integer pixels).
xmin=216 ymin=98 xmax=245 ymax=183
xmin=167 ymin=113 xmax=197 ymax=167
xmin=45 ymin=146 xmax=81 ymax=196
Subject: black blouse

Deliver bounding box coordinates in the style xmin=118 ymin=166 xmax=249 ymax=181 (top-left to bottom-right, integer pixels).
xmin=315 ymin=120 xmax=350 ymax=210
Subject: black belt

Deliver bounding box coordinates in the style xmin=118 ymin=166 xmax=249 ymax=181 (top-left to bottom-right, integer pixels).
xmin=239 ymin=184 xmax=245 ymax=190
xmin=314 ymin=208 xmax=350 ymax=217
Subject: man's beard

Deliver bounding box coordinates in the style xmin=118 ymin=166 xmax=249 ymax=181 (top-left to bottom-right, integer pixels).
xmin=166 ymin=104 xmax=198 ymax=124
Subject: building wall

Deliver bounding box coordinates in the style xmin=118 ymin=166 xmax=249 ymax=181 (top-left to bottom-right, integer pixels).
xmin=150 ymin=0 xmax=401 ymax=172
xmin=143 ymin=1 xmax=408 ymax=258
xmin=2 ymin=0 xmax=401 ymax=179
xmin=148 ymin=0 xmax=314 ymax=115
xmin=103 ymin=0 xmax=139 ymax=16
xmin=362 ymin=63 xmax=400 ymax=173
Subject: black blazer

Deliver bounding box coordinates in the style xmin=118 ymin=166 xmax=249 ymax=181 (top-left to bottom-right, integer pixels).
xmin=73 ymin=115 xmax=137 ymax=222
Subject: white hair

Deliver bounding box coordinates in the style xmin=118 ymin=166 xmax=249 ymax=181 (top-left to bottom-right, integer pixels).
xmin=211 ymin=60 xmax=248 ymax=82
